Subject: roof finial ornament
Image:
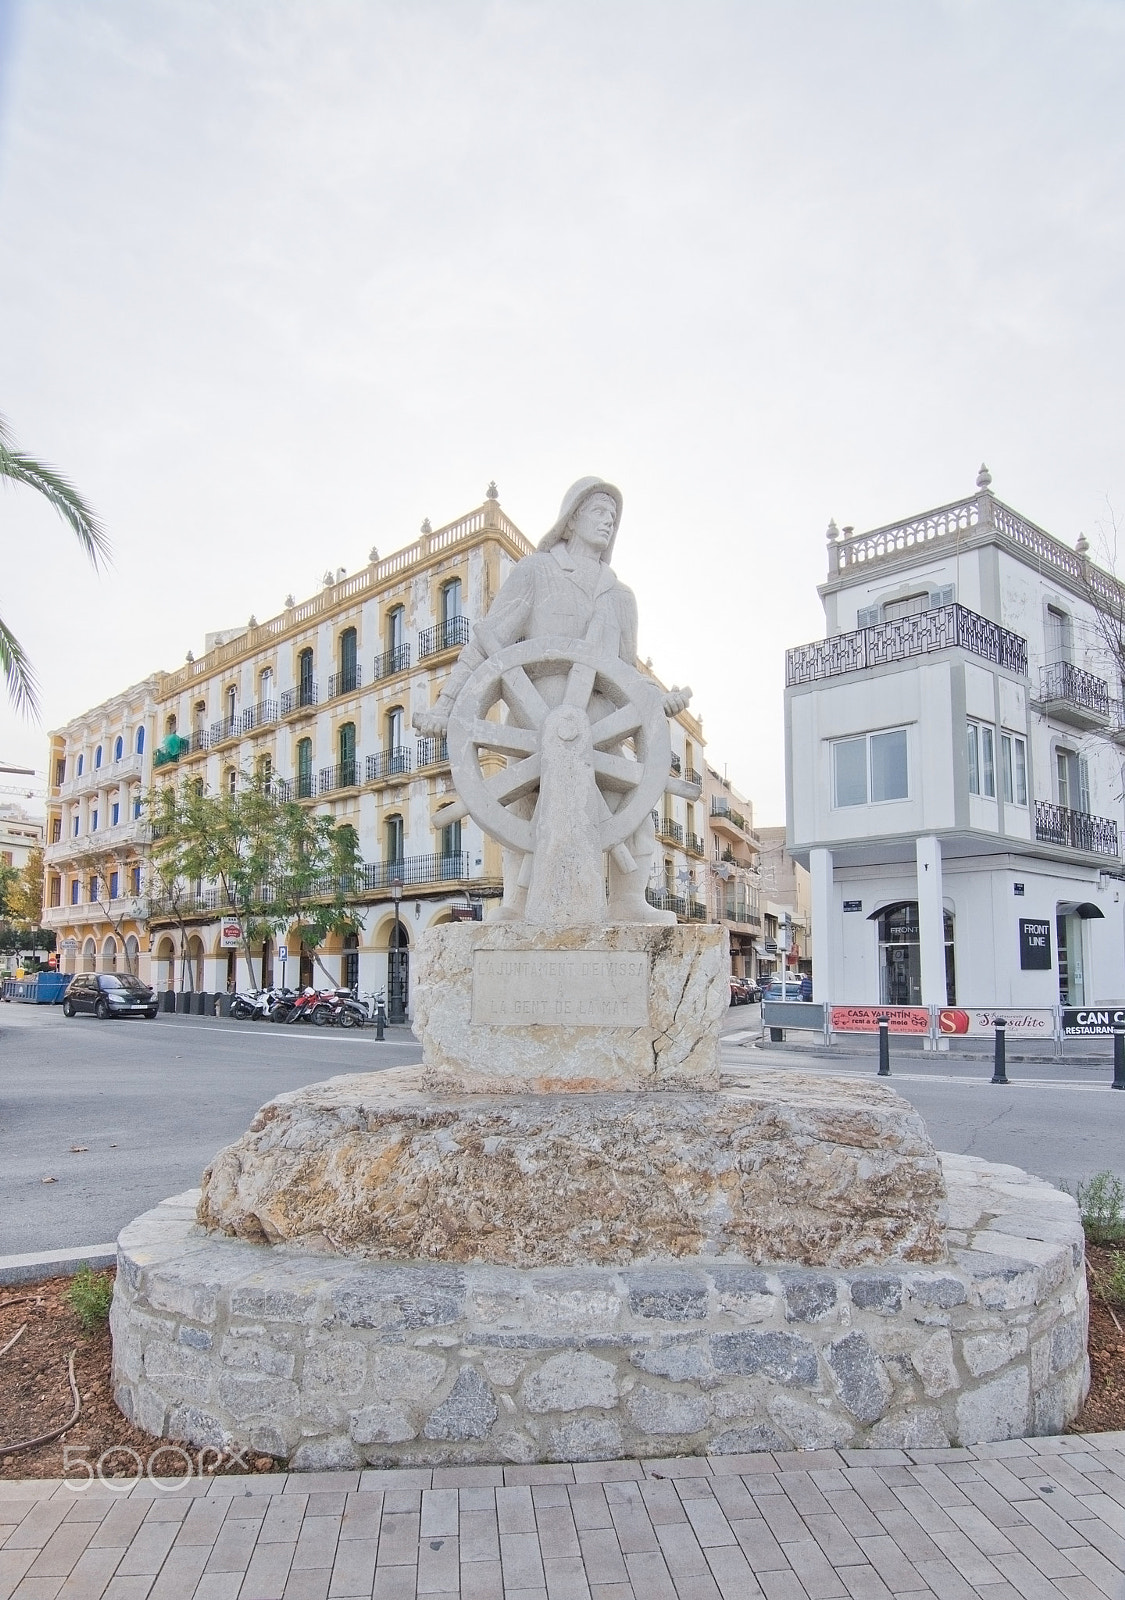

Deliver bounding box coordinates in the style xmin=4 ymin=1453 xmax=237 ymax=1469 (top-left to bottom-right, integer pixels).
xmin=486 ymin=480 xmax=499 ymax=502
xmin=1077 ymin=531 xmax=1090 ymax=556
xmin=185 ymin=651 xmax=194 ymax=663
xmin=368 ymin=545 xmax=380 ymax=564
xmin=420 ymin=518 xmax=432 ymax=535
xmin=976 ymin=463 xmax=992 ymax=491
xmin=248 ymin=614 xmax=257 ymax=629
xmin=322 ymin=570 xmax=334 ymax=588
xmin=826 ymin=518 xmax=840 ymax=543
xmin=284 ymin=594 xmax=295 ymax=609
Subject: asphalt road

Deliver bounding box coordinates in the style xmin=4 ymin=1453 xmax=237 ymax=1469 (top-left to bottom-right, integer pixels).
xmin=4 ymin=1001 xmax=1124 ymax=1258
xmin=0 ymin=1003 xmax=422 ymax=1256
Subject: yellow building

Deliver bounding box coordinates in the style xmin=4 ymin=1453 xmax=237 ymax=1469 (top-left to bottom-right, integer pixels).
xmin=44 ymin=489 xmax=736 ymax=1009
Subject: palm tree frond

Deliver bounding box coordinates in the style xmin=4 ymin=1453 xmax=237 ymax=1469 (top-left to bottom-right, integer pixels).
xmin=0 ymin=614 xmax=41 ymax=719
xmin=0 ymin=446 xmax=111 ymax=569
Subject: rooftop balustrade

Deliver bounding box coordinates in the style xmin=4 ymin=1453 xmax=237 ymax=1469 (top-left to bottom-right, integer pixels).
xmin=786 ymin=603 xmax=1028 ymax=687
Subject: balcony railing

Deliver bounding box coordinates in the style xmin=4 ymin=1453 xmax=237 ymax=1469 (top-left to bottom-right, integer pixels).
xmin=416 ymin=735 xmax=449 ymax=768
xmin=710 ymin=799 xmax=752 ymax=833
xmin=327 ymin=667 xmax=362 ymax=699
xmin=319 ymin=761 xmax=360 ymax=794
xmin=189 ymin=728 xmax=209 ymax=753
xmin=654 ymin=814 xmax=684 ymax=845
xmin=373 ymin=644 xmax=411 ymax=681
xmin=670 ymin=754 xmax=681 ymax=775
xmin=363 ymin=852 xmax=469 ymax=890
xmin=685 ymin=767 xmax=702 ymax=787
xmin=686 ymin=831 xmax=706 ymax=855
xmin=242 ymin=699 xmax=279 ymax=733
xmin=647 ymin=889 xmax=686 ymax=916
xmin=209 ymin=718 xmax=240 ymax=747
xmin=418 ymin=615 xmax=471 ymax=659
xmin=1035 ymin=801 xmax=1119 ymax=858
xmin=295 ymin=772 xmax=316 ymax=800
xmin=281 ymin=683 xmax=318 ymax=715
xmin=153 ymin=735 xmax=190 ymax=768
xmin=786 ymin=603 xmax=1029 ymax=687
xmin=367 ymin=747 xmax=412 ymax=781
xmin=1038 ymin=661 xmax=1110 ymax=720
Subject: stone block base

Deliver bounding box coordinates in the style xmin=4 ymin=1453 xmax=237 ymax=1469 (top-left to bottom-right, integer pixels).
xmin=111 ymin=1155 xmax=1088 ymax=1468
xmin=196 ymin=1069 xmax=945 ymax=1267
xmin=412 ymin=922 xmax=728 ymax=1093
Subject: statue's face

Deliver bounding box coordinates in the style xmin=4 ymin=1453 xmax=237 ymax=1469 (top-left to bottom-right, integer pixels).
xmin=566 ymin=492 xmax=616 ymax=556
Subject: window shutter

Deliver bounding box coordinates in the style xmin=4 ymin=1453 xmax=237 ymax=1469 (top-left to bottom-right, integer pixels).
xmin=929 ymin=585 xmax=954 ymax=608
xmin=856 ymin=606 xmax=880 ymax=629
xmin=1079 ymin=756 xmax=1091 ymax=814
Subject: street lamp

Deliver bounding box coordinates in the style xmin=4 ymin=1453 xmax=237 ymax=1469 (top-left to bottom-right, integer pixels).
xmin=389 ymin=876 xmax=404 ymax=1023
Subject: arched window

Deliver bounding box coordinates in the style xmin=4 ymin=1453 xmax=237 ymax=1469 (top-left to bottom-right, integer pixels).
xmin=95 ymin=744 xmax=103 ymax=769
xmin=385 ymin=812 xmax=404 ymax=868
xmin=165 ymin=714 xmax=177 ymax=736
xmin=339 ymin=722 xmax=357 ymax=786
xmin=441 ymin=577 xmax=462 ymax=623
xmin=136 ymin=726 xmax=145 ymax=754
xmin=82 ymin=937 xmax=96 ymax=973
xmin=298 ymin=648 xmax=315 ymax=707
xmin=441 ymin=819 xmax=462 ymax=875
xmin=386 ymin=706 xmax=404 ymax=751
xmin=124 ymin=935 xmax=140 ymax=976
xmin=192 ymin=776 xmax=205 ymax=798
xmin=226 ymin=767 xmax=237 ymax=796
xmin=102 ymin=937 xmax=118 ymax=973
xmin=339 ymin=628 xmax=358 ymax=694
xmin=387 ymin=604 xmax=405 ymax=654
xmin=342 ymin=932 xmax=359 ymax=992
xmin=77 ymin=754 xmax=84 ymax=777
xmin=297 ymin=737 xmax=313 ymax=799
xmin=114 ymin=736 xmax=123 ymax=762
xmin=225 ymin=684 xmax=237 ymax=731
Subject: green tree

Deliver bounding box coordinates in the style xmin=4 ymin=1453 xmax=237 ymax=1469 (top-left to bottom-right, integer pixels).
xmin=1 ymin=414 xmax=110 ymax=715
xmin=6 ymin=846 xmax=44 ymax=926
xmin=0 ymin=861 xmax=18 ymax=918
xmin=147 ymin=772 xmax=366 ymax=990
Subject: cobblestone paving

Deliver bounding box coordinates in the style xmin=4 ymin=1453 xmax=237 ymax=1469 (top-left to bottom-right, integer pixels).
xmin=3 ymin=1435 xmax=1125 ymax=1599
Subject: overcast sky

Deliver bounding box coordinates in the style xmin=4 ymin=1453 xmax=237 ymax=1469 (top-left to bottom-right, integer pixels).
xmin=1 ymin=0 xmax=1123 ymax=821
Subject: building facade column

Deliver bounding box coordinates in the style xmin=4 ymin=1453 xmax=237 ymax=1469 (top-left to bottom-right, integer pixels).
xmin=916 ymin=835 xmax=946 ymax=1005
xmin=808 ymin=847 xmax=834 ymax=1003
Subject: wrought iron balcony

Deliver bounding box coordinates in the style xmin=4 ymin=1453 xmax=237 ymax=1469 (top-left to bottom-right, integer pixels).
xmin=241 ymin=699 xmax=279 ymax=733
xmin=786 ymin=603 xmax=1028 ymax=687
xmin=319 ymin=761 xmax=360 ymax=794
xmin=686 ymin=831 xmax=706 ymax=855
xmin=646 ymin=888 xmax=686 ymax=916
xmin=367 ymin=747 xmax=412 ymax=782
xmin=373 ymin=644 xmax=411 ymax=681
xmin=418 ymin=615 xmax=471 ymax=659
xmin=281 ymin=683 xmax=318 ymax=716
xmin=362 ymin=852 xmax=469 ymax=891
xmin=670 ymin=753 xmax=682 ymax=775
xmin=209 ymin=718 xmax=240 ymax=746
xmin=153 ymin=735 xmax=190 ymax=768
xmin=327 ymin=667 xmax=362 ymax=699
xmin=1035 ymin=800 xmax=1119 ymax=858
xmin=710 ymin=798 xmax=752 ymax=834
xmin=416 ymin=735 xmax=450 ymax=769
xmin=1037 ymin=662 xmax=1110 ymax=728
xmin=295 ymin=772 xmax=316 ymax=800
xmin=654 ymin=814 xmax=684 ymax=845
xmin=685 ymin=767 xmax=702 ymax=786
xmin=189 ymin=728 xmax=209 ymax=753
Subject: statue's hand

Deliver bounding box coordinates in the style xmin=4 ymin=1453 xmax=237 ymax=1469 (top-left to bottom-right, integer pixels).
xmin=413 ymin=706 xmax=449 ymax=737
xmin=662 ymin=684 xmax=692 ymax=717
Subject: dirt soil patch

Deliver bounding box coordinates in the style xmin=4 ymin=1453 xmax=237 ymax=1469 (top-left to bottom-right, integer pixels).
xmin=0 ymin=1270 xmax=277 ymax=1480
xmin=3 ymin=1256 xmax=1123 ymax=1480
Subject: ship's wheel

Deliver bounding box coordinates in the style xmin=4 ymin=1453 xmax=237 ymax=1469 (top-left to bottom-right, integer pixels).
xmin=444 ymin=635 xmax=672 ymax=871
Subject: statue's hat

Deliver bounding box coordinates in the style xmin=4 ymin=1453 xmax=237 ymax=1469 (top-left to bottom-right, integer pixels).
xmin=538 ymin=477 xmax=622 ymax=557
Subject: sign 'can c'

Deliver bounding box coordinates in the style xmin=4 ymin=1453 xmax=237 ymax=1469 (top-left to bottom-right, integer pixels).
xmin=219 ymin=919 xmax=242 ymax=949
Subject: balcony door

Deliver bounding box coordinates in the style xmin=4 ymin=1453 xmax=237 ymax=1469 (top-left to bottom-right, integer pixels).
xmin=1057 ymin=914 xmax=1086 ymax=1005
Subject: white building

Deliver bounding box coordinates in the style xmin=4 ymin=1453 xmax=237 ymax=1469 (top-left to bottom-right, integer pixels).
xmin=785 ymin=467 xmax=1125 ymax=1010
xmin=0 ymin=804 xmax=44 ymax=871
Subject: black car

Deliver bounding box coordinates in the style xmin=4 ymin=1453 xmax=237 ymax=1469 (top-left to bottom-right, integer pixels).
xmin=62 ymin=973 xmax=158 ymax=1020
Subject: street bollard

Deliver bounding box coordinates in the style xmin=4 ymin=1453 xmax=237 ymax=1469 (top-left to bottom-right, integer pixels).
xmin=1114 ymin=1024 xmax=1125 ymax=1090
xmin=991 ymin=1016 xmax=1009 ymax=1084
xmin=375 ymin=1000 xmax=386 ymax=1041
xmin=877 ymin=1014 xmax=890 ymax=1076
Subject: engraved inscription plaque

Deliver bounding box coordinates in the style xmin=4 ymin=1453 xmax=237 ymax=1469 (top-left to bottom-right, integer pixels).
xmin=471 ymin=949 xmax=650 ymax=1027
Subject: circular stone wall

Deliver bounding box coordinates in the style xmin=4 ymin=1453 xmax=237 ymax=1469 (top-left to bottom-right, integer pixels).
xmin=111 ymin=1153 xmax=1087 ymax=1470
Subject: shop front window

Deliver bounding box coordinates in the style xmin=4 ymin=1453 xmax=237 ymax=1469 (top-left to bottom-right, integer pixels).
xmin=876 ymin=901 xmax=955 ymax=1006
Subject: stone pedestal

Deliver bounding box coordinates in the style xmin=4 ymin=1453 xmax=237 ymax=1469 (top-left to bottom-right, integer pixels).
xmin=197 ymin=1069 xmax=946 ymax=1267
xmin=413 ymin=922 xmax=728 ymax=1094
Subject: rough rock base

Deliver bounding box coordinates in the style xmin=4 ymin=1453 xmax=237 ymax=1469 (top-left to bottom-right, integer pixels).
xmin=112 ymin=1156 xmax=1088 ymax=1468
xmin=197 ymin=1069 xmax=946 ymax=1268
xmin=413 ymin=922 xmax=728 ymax=1093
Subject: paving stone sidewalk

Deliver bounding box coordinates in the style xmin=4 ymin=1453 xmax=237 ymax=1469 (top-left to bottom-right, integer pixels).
xmin=3 ymin=1434 xmax=1125 ymax=1600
